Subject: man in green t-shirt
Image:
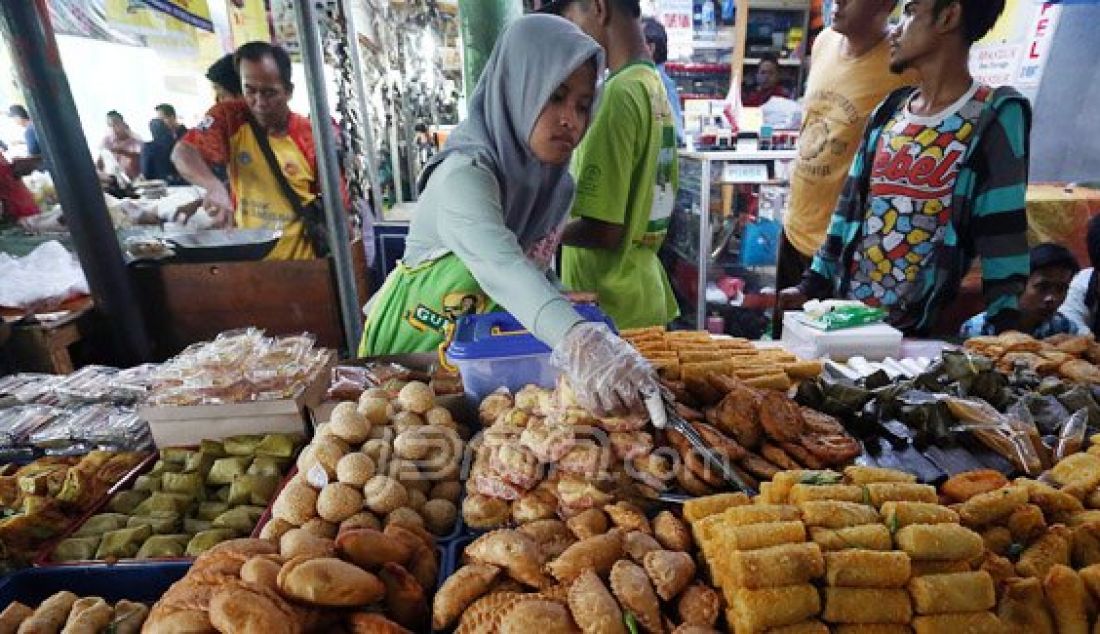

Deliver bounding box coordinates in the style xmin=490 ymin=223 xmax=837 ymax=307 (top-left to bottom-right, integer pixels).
xmin=544 ymin=0 xmax=680 ymax=330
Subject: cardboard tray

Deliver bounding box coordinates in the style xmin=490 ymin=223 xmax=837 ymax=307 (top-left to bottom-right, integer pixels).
xmin=139 ymin=351 xmax=335 ymax=447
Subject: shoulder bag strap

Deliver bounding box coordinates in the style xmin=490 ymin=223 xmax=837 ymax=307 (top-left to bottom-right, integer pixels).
xmin=246 ymin=114 xmax=308 ymax=221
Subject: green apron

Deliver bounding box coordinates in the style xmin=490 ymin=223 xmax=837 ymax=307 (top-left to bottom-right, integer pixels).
xmin=358 ymin=254 xmax=499 ymax=357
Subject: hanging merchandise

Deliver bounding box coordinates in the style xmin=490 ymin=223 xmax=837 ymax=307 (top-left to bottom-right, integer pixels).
xmin=228 ymin=0 xmax=270 ymax=47
xmin=140 ymin=0 xmax=214 ymax=31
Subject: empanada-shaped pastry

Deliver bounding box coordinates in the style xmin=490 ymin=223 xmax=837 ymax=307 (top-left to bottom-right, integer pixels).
xmin=623 ymin=531 xmax=662 ymax=563
xmin=379 ymin=562 xmax=429 ymax=632
xmin=670 ymin=626 xmax=719 ymax=634
xmin=499 ymin=599 xmax=578 ymax=634
xmin=644 ymin=550 xmax=696 ymax=600
xmin=208 ymin=586 xmax=297 ymax=634
xmin=678 ymin=583 xmax=721 ymax=627
xmin=609 ymin=560 xmax=662 ymax=634
xmin=467 ymin=529 xmax=549 ymax=588
xmin=19 ymin=591 xmax=77 ymax=634
xmin=277 ymin=556 xmax=386 ymax=607
xmin=346 ymin=613 xmax=412 ymax=634
xmin=604 ymin=502 xmax=651 ymax=535
xmin=433 ymin=563 xmax=500 ymax=630
xmin=456 ymin=591 xmax=527 ymax=634
xmin=549 ymin=529 xmax=624 ymax=584
xmin=109 ymin=600 xmax=148 ymax=634
xmin=652 ymin=511 xmax=692 ymax=552
xmin=0 ymin=601 xmax=33 ymax=632
xmin=568 ymin=570 xmax=625 ymax=634
xmin=519 ymin=519 xmax=577 ymax=560
xmin=336 ymin=528 xmax=412 ymax=569
xmin=567 ymin=508 xmax=609 ymax=540
xmin=62 ymin=596 xmax=113 ymax=634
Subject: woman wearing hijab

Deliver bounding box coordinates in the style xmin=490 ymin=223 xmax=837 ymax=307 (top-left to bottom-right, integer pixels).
xmin=360 ymin=15 xmax=657 ymax=414
xmin=140 ymin=118 xmax=183 ymax=184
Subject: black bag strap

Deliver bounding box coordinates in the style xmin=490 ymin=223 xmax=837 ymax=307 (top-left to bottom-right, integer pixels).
xmin=246 ymin=114 xmax=308 ymax=220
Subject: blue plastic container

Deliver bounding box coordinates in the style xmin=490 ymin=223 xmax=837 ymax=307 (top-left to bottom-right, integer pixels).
xmin=446 ymin=305 xmax=615 ymax=404
xmin=0 ymin=561 xmax=190 ymax=605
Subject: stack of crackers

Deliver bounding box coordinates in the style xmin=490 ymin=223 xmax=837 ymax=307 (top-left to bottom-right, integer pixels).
xmin=620 ymin=327 xmax=823 ymax=390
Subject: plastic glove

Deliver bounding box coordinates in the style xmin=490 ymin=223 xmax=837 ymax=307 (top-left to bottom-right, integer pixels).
xmin=550 ymin=322 xmax=659 ymax=416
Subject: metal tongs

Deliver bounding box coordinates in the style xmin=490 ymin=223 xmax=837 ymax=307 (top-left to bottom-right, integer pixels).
xmin=644 ymin=386 xmax=757 ymax=496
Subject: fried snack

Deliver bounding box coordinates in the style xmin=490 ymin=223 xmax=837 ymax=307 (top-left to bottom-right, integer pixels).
xmin=336 ymin=528 xmax=411 ymax=569
xmin=566 ymin=508 xmax=610 ymax=540
xmin=766 ymin=622 xmax=828 ymax=634
xmin=910 ymin=560 xmax=972 ymax=577
xmin=519 ymin=520 xmax=577 ymax=560
xmin=1017 ymin=525 xmax=1072 ymax=578
xmin=710 ymin=386 xmax=764 ymax=449
xmin=880 ymin=501 xmax=959 ymax=527
xmin=997 ymin=577 xmax=1055 ymax=634
xmin=61 ymin=597 xmax=113 ymax=634
xmin=652 ymin=511 xmax=691 ymax=552
xmin=725 ymin=542 xmax=825 ymax=589
xmin=911 ymin=613 xmax=1003 ymax=634
xmin=568 ymin=570 xmax=625 ymax=634
xmin=1061 ymin=359 xmax=1100 ymax=384
xmin=1007 ymin=503 xmax=1047 ymax=543
xmin=548 ymin=529 xmax=623 ymax=583
xmin=1079 ymin=563 xmax=1100 ymax=602
xmin=759 ymin=391 xmax=806 ymax=442
xmin=240 ymin=557 xmax=282 ymax=591
xmin=895 ymin=524 xmax=983 ymax=561
xmin=1052 ymin=452 xmax=1100 ymax=487
xmin=908 ymin=571 xmax=995 ymax=615
xmin=604 ymin=501 xmax=651 ymax=535
xmin=0 ymin=602 xmax=32 ymax=633
xmin=610 ymin=560 xmax=662 ymax=634
xmin=277 ymin=556 xmax=385 ymax=607
xmin=466 ymin=529 xmax=548 ymax=589
xmin=822 ymin=588 xmax=912 ymax=624
xmin=462 ymin=493 xmax=512 ymax=530
xmin=760 ymin=443 xmax=801 ymax=471
xmin=979 ymin=551 xmax=1016 ymax=589
xmin=1074 ymin=522 xmax=1100 ymax=568
xmin=865 ymin=483 xmax=938 ymax=507
xmin=498 ymin=599 xmax=577 ymax=634
xmin=1043 ymin=565 xmax=1090 ymax=634
xmin=208 ymin=587 xmax=297 ymax=634
xmin=623 ymin=531 xmax=663 ymax=563
xmin=726 ymin=585 xmax=821 ymax=632
xmin=19 ymin=591 xmax=77 ymax=633
xmin=378 ymin=563 xmax=428 ymax=632
xmin=643 ymin=550 xmax=696 ymax=600
xmin=739 ymin=453 xmax=782 ymax=481
xmin=788 ymin=484 xmax=865 ymax=505
xmin=941 ymin=470 xmax=1009 ymax=503
xmin=979 ymin=525 xmax=1013 ymax=555
xmin=346 ymin=613 xmax=412 ymax=634
xmin=824 ymin=550 xmax=911 ymax=588
xmin=833 ymin=626 xmax=912 ymax=634
xmin=745 ymin=373 xmax=793 ymax=390
xmin=683 ymin=493 xmax=752 ymax=524
xmin=958 ymin=485 xmax=1028 ymax=526
xmin=110 ymin=601 xmax=147 ymax=634
xmin=769 ymin=471 xmax=837 ymax=503
xmin=843 ymin=466 xmax=917 ymax=486
xmin=719 ymin=520 xmax=806 ymax=552
xmin=810 ymin=525 xmax=894 ymax=552
xmin=1015 ymin=478 xmax=1085 ymax=519
xmin=799 ymin=501 xmax=880 ymax=528
xmin=720 ymin=503 xmax=801 ymax=527
xmin=678 ymin=583 xmax=721 ymax=628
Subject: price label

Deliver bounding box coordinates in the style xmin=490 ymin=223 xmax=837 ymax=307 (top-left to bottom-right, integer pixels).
xmin=721 ymin=163 xmax=770 ymax=183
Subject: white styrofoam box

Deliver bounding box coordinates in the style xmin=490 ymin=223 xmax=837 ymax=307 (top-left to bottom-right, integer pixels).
xmin=781 ymin=311 xmax=902 ymax=362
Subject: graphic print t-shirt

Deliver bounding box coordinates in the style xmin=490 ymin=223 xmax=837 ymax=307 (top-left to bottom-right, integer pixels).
xmin=849 ymin=82 xmax=989 ymax=319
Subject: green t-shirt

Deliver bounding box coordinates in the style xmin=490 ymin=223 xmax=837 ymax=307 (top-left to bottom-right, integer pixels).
xmin=562 ymin=61 xmax=680 ymax=330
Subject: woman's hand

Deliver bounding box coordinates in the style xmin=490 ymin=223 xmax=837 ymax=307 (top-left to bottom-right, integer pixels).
xmin=551 ymin=322 xmax=659 ymax=416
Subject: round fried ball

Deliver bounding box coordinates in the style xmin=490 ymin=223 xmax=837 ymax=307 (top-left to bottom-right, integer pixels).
xmin=392 ymin=411 xmax=425 ymax=435
xmin=271 ymin=481 xmax=318 ymax=526
xmin=336 ymin=452 xmax=376 ymax=488
xmin=363 ymin=475 xmax=408 ymax=515
xmin=339 ymin=511 xmax=381 ymax=534
xmin=259 ymin=518 xmax=295 ymax=541
xmin=328 ymin=402 xmax=371 ymax=444
xmin=387 ymin=458 xmax=422 ymax=485
xmin=300 ymin=518 xmax=338 ymax=539
xmin=299 ymin=438 xmax=347 ymax=483
xmin=361 ymin=439 xmax=391 ymax=466
xmin=357 ymin=395 xmax=390 ymax=426
xmin=430 ymin=481 xmax=463 ymax=504
xmin=279 ymin=528 xmax=335 ymax=559
xmin=386 ymin=506 xmax=425 ymax=531
xmin=422 ymin=498 xmax=458 ymax=536
xmin=317 ymin=483 xmax=364 ymax=523
xmin=394 ymin=429 xmax=431 ymax=461
xmin=425 ymin=406 xmax=455 ymax=429
xmin=362 ymin=387 xmax=389 ymax=400
xmin=406 ymin=488 xmax=427 ymax=512
xmin=398 ymin=381 xmax=435 ymax=414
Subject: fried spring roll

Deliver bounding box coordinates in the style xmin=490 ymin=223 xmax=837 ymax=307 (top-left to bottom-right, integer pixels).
xmin=908 ymin=571 xmax=996 ymax=615
xmin=910 ymin=560 xmax=972 ymax=577
xmin=895 ymin=524 xmax=984 ymax=561
xmin=822 ymin=588 xmax=912 ymax=624
xmin=866 ymin=483 xmax=938 ymax=507
xmin=958 ymin=486 xmax=1029 ymax=526
xmin=683 ymin=493 xmax=752 ymax=524
xmin=835 ymin=626 xmax=914 ymax=634
xmin=767 ymin=620 xmax=830 ymax=634
xmin=721 ymin=504 xmax=801 ymax=527
xmin=843 ymin=466 xmax=917 ymax=486
xmin=997 ymin=577 xmax=1055 ymax=634
xmin=789 ymin=484 xmax=865 ymax=505
xmin=811 ymin=525 xmax=894 ymax=552
xmin=772 ymin=471 xmax=838 ymax=503
xmin=800 ymin=501 xmax=880 ymax=528
xmin=1044 ymin=564 xmax=1090 ymax=634
xmin=880 ymin=501 xmax=959 ymax=527
xmin=724 ymin=542 xmax=825 ymax=589
xmin=825 ymin=550 xmax=912 ymax=588
xmin=726 ymin=584 xmax=821 ymax=632
xmin=1079 ymin=563 xmax=1100 ymax=603
xmin=721 ymin=520 xmax=806 ymax=551
xmin=911 ymin=613 xmax=1002 ymax=634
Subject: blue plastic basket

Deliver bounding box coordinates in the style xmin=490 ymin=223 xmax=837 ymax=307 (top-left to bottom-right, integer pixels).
xmin=0 ymin=561 xmax=190 ymax=605
xmin=446 ymin=304 xmax=614 ymax=404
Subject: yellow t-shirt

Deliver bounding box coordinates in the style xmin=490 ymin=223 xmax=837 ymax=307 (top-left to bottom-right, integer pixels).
xmin=784 ymin=29 xmax=919 ymax=258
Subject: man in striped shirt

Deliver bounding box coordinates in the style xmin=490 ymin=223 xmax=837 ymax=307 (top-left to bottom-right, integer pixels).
xmin=780 ymin=0 xmax=1031 ymax=336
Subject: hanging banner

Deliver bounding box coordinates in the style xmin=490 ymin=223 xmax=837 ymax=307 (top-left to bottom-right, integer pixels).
xmin=970 ymin=0 xmax=1061 ymax=98
xmin=270 ymin=0 xmax=302 ymax=58
xmin=141 ymin=0 xmax=214 ymax=32
xmin=658 ymin=0 xmax=694 ymax=60
xmin=229 ymin=0 xmax=271 ymax=47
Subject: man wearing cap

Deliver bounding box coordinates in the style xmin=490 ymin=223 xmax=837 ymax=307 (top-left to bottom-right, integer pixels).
xmin=546 ymin=0 xmax=680 ymax=330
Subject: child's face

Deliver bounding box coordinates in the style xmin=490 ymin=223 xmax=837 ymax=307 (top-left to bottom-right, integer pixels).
xmin=1019 ymin=267 xmax=1075 ymax=323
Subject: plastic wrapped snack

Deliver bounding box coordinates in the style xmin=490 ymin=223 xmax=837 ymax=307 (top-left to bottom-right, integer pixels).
xmin=95 ymin=525 xmax=153 ymax=559
xmin=185 ymin=528 xmax=238 ymax=556
xmin=51 ymin=537 xmax=101 ymax=562
xmin=73 ymin=513 xmax=131 ymax=538
xmin=0 ymin=405 xmax=59 ymax=448
xmin=136 ymin=534 xmax=190 ymax=559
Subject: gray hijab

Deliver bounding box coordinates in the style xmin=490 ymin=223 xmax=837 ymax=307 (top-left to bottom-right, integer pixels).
xmin=417 ymin=14 xmax=604 ymax=251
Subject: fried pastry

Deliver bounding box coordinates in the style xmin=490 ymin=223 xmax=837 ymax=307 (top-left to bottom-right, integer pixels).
xmin=908 ymin=571 xmax=996 ymax=615
xmin=623 ymin=530 xmax=663 ymax=563
xmin=682 ymin=492 xmax=752 ymax=523
xmin=958 ymin=485 xmax=1028 ymax=525
xmin=677 ymin=583 xmax=721 ymax=627
xmin=895 ymin=523 xmax=984 ymax=561
xmin=19 ymin=591 xmax=77 ymax=633
xmin=604 ymin=501 xmax=651 ymax=535
xmin=61 ymin=597 xmax=113 ymax=634
xmin=467 ymin=529 xmax=549 ymax=588
xmin=1043 ymin=564 xmax=1089 ymax=634
xmin=1017 ymin=525 xmax=1072 ymax=578
xmin=567 ymin=508 xmax=610 ymax=540
xmin=568 ymin=570 xmax=625 ymax=634
xmin=346 ymin=613 xmax=413 ymax=634
xmin=208 ymin=586 xmax=297 ymax=634
xmin=499 ymin=599 xmax=578 ymax=634
xmin=822 ymin=588 xmax=912 ymax=624
xmin=825 ymin=550 xmax=911 ymax=588
xmin=725 ymin=542 xmax=825 ymax=589
xmin=760 ymin=443 xmax=801 ymax=470
xmin=711 ymin=386 xmax=764 ymax=449
xmin=335 ymin=528 xmax=411 ymax=569
xmin=277 ymin=556 xmax=385 ymax=607
xmin=432 ymin=564 xmax=500 ymax=630
xmin=643 ymin=549 xmax=696 ymax=600
xmin=0 ymin=601 xmax=32 ymax=633
xmin=609 ymin=560 xmax=662 ymax=634
xmin=810 ymin=524 xmax=893 ymax=552
xmin=549 ymin=529 xmax=624 ymax=583
xmin=652 ymin=511 xmax=692 ymax=552
xmin=758 ymin=391 xmax=805 ymax=442
xmin=519 ymin=519 xmax=577 ymax=560
xmin=726 ymin=585 xmax=820 ymax=631
xmin=997 ymin=577 xmax=1055 ymax=634
xmin=379 ymin=562 xmax=429 ymax=632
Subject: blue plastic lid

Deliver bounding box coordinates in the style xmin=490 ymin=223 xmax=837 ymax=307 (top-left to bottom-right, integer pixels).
xmin=446 ymin=305 xmax=615 ymax=360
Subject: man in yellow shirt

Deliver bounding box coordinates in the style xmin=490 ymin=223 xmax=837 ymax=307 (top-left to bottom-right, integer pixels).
xmin=173 ymin=42 xmax=322 ymax=260
xmin=778 ymin=0 xmax=919 ymax=290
